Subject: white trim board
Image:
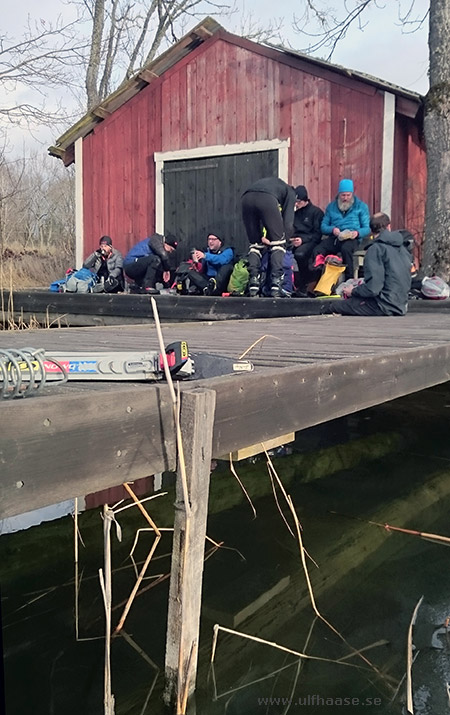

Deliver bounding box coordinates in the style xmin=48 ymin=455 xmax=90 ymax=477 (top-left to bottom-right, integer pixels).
xmin=381 ymin=91 xmax=395 ymax=218
xmin=75 ymin=137 xmax=84 ymax=268
xmin=154 ymin=139 xmax=290 ymax=234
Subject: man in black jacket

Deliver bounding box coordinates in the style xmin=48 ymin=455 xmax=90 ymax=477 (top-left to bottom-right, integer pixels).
xmin=321 ymin=212 xmax=412 ymax=315
xmin=289 ymin=185 xmax=324 ymax=296
xmin=123 ymin=233 xmax=178 ymax=294
xmin=241 ymin=177 xmax=297 ymax=297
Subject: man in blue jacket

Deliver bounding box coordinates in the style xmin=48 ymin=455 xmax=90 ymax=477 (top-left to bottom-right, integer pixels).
xmin=124 ymin=233 xmax=178 ymax=294
xmin=179 ymin=233 xmax=234 ymax=295
xmin=321 ymin=212 xmax=412 ymax=315
xmin=313 ymin=178 xmax=371 ymax=280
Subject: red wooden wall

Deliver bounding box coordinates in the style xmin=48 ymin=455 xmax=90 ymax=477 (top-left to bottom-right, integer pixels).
xmin=81 ymin=33 xmax=423 ymax=259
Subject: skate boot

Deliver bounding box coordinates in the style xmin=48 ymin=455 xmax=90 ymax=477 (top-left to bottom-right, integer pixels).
xmin=248 ymin=276 xmax=260 ymax=297
xmin=270 ymin=276 xmax=290 ymax=298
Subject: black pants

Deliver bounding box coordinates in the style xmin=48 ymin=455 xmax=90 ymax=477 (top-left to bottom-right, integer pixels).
xmin=312 ymin=236 xmax=359 ymax=280
xmin=124 ymin=255 xmax=162 ymax=289
xmin=179 ymin=263 xmax=233 ymax=295
xmin=242 ymin=192 xmax=287 ymax=284
xmin=320 ymin=296 xmax=386 ymax=315
xmin=247 ymin=244 xmax=285 ymax=284
xmin=242 ymin=192 xmax=286 ymax=244
xmin=291 ymin=243 xmax=316 ymax=291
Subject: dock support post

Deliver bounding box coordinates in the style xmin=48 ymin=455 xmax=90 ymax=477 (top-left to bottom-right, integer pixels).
xmin=164 ymin=388 xmax=216 ymax=711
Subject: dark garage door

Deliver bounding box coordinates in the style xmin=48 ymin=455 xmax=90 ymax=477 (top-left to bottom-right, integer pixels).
xmin=163 ymin=150 xmax=278 ymax=261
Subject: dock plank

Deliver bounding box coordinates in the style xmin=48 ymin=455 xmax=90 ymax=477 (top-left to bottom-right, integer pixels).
xmin=1 ymin=313 xmax=450 ymax=519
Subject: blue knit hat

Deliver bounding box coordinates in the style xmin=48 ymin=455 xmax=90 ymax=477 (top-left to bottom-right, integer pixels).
xmin=338 ymin=179 xmax=354 ymax=193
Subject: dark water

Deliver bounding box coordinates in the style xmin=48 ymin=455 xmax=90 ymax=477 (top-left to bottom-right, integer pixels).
xmin=2 ymin=384 xmax=450 ymax=714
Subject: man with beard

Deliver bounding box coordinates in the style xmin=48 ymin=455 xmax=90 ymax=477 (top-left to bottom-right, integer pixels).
xmin=312 ymin=179 xmax=370 ymax=280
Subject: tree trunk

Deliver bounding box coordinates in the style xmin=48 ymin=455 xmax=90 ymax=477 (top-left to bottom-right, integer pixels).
xmin=86 ymin=0 xmax=106 ymax=110
xmin=422 ymin=0 xmax=450 ymax=279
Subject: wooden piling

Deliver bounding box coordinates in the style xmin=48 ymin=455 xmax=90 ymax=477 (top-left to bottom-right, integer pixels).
xmin=164 ymin=388 xmax=216 ymax=711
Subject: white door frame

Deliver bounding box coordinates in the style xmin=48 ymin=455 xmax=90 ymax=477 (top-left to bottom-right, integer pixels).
xmin=153 ymin=138 xmax=290 ymax=234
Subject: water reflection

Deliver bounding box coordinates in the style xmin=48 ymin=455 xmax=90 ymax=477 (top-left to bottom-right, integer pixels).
xmin=2 ymin=385 xmax=450 ymax=714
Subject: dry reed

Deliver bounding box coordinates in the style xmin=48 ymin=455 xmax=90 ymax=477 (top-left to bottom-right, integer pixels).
xmin=406 ymin=596 xmax=423 ymax=714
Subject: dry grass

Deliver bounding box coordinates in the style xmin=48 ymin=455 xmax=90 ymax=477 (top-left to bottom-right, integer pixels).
xmin=0 ymin=244 xmax=75 ymax=290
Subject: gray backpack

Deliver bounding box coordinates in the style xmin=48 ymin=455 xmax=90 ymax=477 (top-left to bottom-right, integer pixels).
xmin=65 ymin=268 xmax=98 ymax=293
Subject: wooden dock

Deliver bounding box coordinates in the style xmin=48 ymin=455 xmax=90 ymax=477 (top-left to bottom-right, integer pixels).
xmin=1 ymin=311 xmax=450 ymax=520
xmin=4 ymin=289 xmax=450 ymax=327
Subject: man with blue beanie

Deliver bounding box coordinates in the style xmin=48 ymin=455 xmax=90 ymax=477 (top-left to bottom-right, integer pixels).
xmin=312 ymin=178 xmax=370 ymax=280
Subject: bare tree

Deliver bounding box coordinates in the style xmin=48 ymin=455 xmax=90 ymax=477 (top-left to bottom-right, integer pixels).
xmin=292 ymin=1 xmax=428 ymax=59
xmin=422 ymin=0 xmax=450 ymax=278
xmin=0 ymin=15 xmax=87 ymax=132
xmin=82 ymin=0 xmax=232 ymax=109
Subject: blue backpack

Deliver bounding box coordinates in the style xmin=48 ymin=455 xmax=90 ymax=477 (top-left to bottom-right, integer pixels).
xmin=260 ymin=252 xmax=294 ymax=296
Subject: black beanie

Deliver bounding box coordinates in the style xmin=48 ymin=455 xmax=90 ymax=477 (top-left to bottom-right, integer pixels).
xmin=164 ymin=233 xmax=178 ymax=248
xmin=99 ymin=235 xmax=112 ymax=246
xmin=207 ymin=233 xmax=224 ymax=245
xmin=295 ymin=185 xmax=308 ymax=201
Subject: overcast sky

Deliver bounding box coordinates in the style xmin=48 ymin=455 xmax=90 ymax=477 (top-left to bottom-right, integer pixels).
xmin=4 ymin=0 xmax=429 ymax=154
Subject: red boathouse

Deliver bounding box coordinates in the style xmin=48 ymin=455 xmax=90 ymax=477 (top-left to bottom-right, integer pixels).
xmin=50 ymin=17 xmax=426 ymax=265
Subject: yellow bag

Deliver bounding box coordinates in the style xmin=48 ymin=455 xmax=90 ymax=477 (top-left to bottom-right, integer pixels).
xmin=314 ymin=263 xmax=346 ymax=296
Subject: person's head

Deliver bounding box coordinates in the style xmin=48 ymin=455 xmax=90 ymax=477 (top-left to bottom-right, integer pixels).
xmin=163 ymin=233 xmax=178 ymax=253
xmin=370 ymin=212 xmax=391 ymax=237
xmin=207 ymin=233 xmax=224 ymax=252
xmin=337 ymin=179 xmax=354 ymax=210
xmin=99 ymin=235 xmax=113 ymax=256
xmin=294 ymin=185 xmax=309 ymax=210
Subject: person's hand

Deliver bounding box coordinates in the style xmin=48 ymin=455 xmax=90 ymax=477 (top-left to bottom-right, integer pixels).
xmin=351 ymin=231 xmax=358 ymax=239
xmin=332 ymin=227 xmax=340 ymax=237
xmin=290 ymin=237 xmax=302 ymax=247
xmin=343 ymin=284 xmax=354 ymax=297
xmin=192 ymin=250 xmax=204 ymax=261
xmin=261 ymin=235 xmax=271 ymax=245
xmin=162 ymin=270 xmax=171 ymax=284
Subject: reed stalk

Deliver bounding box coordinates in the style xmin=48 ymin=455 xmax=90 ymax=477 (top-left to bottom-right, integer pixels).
xmin=265 ymin=450 xmax=395 ymax=689
xmin=211 ymin=624 xmax=365 ymax=670
xmin=406 ymin=596 xmax=423 ymax=714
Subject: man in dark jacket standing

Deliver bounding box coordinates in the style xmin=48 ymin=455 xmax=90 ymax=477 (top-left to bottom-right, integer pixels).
xmin=241 ymin=177 xmax=297 ymax=297
xmin=124 ymin=233 xmax=178 ymax=294
xmin=321 ymin=213 xmax=412 ymax=316
xmin=289 ymin=185 xmax=324 ymax=295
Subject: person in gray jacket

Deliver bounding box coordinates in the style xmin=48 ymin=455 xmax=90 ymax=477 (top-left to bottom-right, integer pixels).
xmin=83 ymin=235 xmax=124 ymax=292
xmin=321 ymin=213 xmax=412 ymax=316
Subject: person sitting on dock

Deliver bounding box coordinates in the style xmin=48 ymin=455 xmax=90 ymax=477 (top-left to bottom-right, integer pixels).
xmin=83 ymin=236 xmax=124 ymax=293
xmin=123 ymin=233 xmax=178 ymax=294
xmin=241 ymin=177 xmax=297 ymax=297
xmin=177 ymin=233 xmax=234 ymax=296
xmin=289 ymin=185 xmax=324 ymax=296
xmin=321 ymin=212 xmax=412 ymax=316
xmin=312 ymin=179 xmax=371 ymax=281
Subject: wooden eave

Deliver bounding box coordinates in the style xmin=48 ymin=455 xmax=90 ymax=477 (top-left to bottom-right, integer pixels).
xmin=48 ymin=16 xmax=222 ymax=166
xmin=48 ymin=17 xmax=424 ymax=166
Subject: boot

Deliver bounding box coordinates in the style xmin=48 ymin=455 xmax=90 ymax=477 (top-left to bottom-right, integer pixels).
xmin=248 ymin=276 xmax=260 ymax=297
xmin=270 ymin=276 xmax=291 ymax=298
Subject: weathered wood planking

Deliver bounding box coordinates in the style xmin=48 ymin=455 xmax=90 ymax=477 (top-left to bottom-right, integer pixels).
xmin=1 ymin=314 xmax=450 ymax=519
xmin=5 ymin=290 xmax=450 ymax=329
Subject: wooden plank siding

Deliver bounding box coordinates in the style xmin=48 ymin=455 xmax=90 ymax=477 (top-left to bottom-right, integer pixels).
xmin=78 ymin=32 xmax=424 ymax=260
